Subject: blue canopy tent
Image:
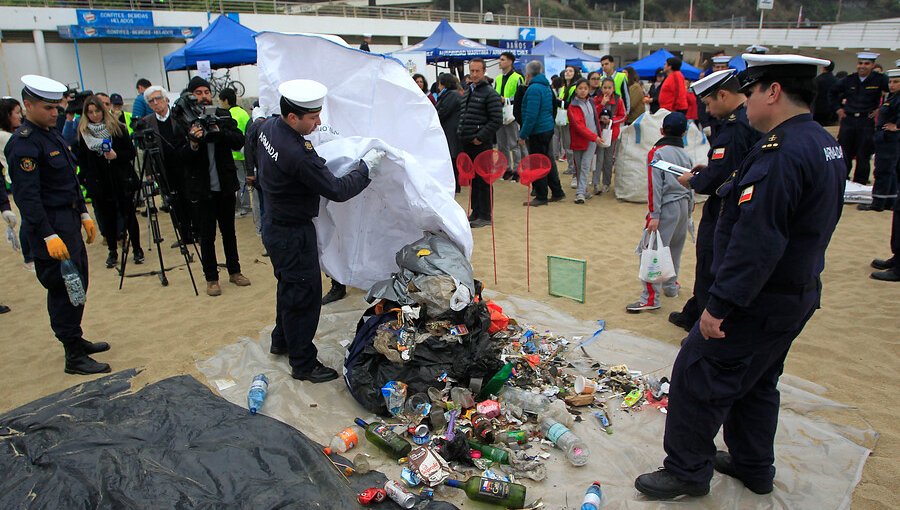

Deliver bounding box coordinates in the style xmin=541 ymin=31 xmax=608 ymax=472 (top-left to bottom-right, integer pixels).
xmin=729 ymin=55 xmax=747 ymax=71
xmin=529 ymin=35 xmax=601 ymax=68
xmin=394 ymin=19 xmax=503 ymax=63
xmin=163 ymin=15 xmax=257 ymax=71
xmin=625 ymin=49 xmax=702 ymax=80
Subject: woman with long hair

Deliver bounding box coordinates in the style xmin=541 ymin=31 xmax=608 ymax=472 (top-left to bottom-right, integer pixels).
xmin=558 ymin=65 xmax=582 ymax=173
xmin=624 ymin=66 xmax=646 ymax=124
xmin=0 ymin=96 xmax=34 ymax=271
xmin=76 ymin=95 xmax=143 ymax=269
xmin=412 ymin=73 xmax=436 ymax=106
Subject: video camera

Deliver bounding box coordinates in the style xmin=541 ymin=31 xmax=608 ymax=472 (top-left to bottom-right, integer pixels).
xmin=171 ymin=93 xmax=227 ymax=140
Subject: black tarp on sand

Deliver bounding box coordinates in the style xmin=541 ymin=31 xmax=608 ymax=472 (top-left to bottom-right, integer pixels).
xmin=0 ymin=370 xmax=456 ymax=509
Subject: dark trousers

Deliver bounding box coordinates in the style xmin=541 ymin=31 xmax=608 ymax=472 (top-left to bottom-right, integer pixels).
xmin=170 ymin=193 xmax=195 ymax=244
xmin=679 ymin=245 xmax=714 ymax=323
xmin=27 ymin=208 xmax=88 ymax=347
xmin=263 ymin=221 xmax=322 ymax=373
xmin=19 ymin=227 xmax=33 ymax=263
xmin=871 ymin=143 xmax=899 ymax=209
xmin=892 ymin=204 xmax=899 ymax=257
xmin=527 ymin=130 xmax=564 ymax=201
xmin=838 ymin=114 xmax=876 ymax=184
xmin=196 ymin=191 xmax=240 ymax=282
xmin=94 ymin=195 xmax=142 ymax=252
xmin=662 ymin=291 xmax=818 ymax=485
xmin=463 ymin=141 xmax=492 ymax=221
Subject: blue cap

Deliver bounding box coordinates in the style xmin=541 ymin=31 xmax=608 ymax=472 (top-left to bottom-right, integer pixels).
xmin=663 ymin=112 xmax=687 ymax=134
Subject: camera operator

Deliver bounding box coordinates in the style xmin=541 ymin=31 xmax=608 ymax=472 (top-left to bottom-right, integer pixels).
xmin=180 ymin=76 xmax=251 ymax=296
xmin=138 ymin=86 xmax=194 ymax=247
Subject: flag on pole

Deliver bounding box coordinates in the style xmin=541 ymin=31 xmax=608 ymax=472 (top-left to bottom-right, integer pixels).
xmin=689 ymin=0 xmax=694 ymax=25
xmin=528 ymin=0 xmax=532 ymax=17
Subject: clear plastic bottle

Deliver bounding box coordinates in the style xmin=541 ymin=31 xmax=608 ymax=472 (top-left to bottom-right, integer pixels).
xmin=500 ymin=387 xmax=551 ymax=414
xmin=247 ymin=374 xmax=269 ymax=415
xmin=581 ymin=481 xmax=602 ymax=509
xmin=539 ymin=398 xmax=574 ymax=428
xmin=60 ymin=259 xmax=86 ymax=306
xmin=541 ymin=417 xmax=590 ymax=466
xmin=324 ymin=426 xmax=359 ymax=454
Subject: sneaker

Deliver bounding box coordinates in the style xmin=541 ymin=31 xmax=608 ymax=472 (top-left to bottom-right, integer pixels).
xmin=229 ymin=273 xmax=251 ymax=286
xmin=206 ymin=281 xmax=222 ymax=296
xmin=23 ymin=261 xmax=35 ymax=272
xmin=575 ymin=194 xmax=585 ymax=204
xmin=664 ymin=282 xmax=680 ymax=298
xmin=570 ymin=177 xmax=577 ymax=189
xmin=602 ymin=185 xmax=610 ymax=193
xmin=713 ymin=451 xmax=775 ymax=495
xmin=133 ymin=248 xmax=145 ymax=265
xmin=626 ymin=301 xmax=660 ymax=313
xmin=593 ymin=185 xmax=601 ymax=195
xmin=548 ymin=194 xmax=566 ymax=202
xmin=0 ymin=304 xmax=10 ymax=314
xmin=523 ymin=199 xmax=548 ymax=207
xmin=105 ymin=252 xmax=118 ymax=269
xmin=469 ymin=218 xmax=492 ymax=228
xmin=502 ymin=170 xmax=514 ymax=181
xmin=634 ymin=468 xmax=710 ymax=499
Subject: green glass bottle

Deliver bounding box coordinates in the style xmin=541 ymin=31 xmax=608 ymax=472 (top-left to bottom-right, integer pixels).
xmin=467 ymin=438 xmax=510 ymax=464
xmin=495 ymin=429 xmax=528 ymax=444
xmin=354 ymin=418 xmax=412 ymax=459
xmin=478 ymin=363 xmax=514 ymax=399
xmin=445 ymin=476 xmax=527 ymax=508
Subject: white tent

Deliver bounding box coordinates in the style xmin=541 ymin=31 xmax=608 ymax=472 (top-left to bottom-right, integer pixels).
xmin=614 ymin=109 xmax=710 ymax=203
xmin=254 ymin=32 xmax=472 ymax=290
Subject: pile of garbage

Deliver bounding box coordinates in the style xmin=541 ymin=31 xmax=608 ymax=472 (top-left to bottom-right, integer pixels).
xmin=299 ymin=232 xmax=672 ymax=507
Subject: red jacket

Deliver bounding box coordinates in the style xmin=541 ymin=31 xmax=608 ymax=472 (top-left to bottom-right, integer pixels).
xmin=567 ymin=101 xmax=599 ymax=151
xmin=594 ymin=94 xmax=627 ymax=142
xmin=658 ymin=71 xmax=688 ymax=112
xmin=686 ymin=91 xmax=698 ymax=120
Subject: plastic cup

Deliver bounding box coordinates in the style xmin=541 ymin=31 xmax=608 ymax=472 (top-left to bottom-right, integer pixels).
xmin=575 ymin=376 xmax=597 ymax=395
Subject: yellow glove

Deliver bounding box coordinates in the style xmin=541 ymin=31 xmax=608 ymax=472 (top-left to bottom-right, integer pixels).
xmin=46 ymin=236 xmax=70 ymax=260
xmin=82 ymin=219 xmax=97 ymax=244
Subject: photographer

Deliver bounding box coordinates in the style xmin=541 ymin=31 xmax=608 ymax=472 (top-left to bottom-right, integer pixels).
xmin=179 ymin=76 xmax=251 ymax=296
xmin=138 ymin=86 xmax=194 ymax=247
xmin=76 ymin=95 xmax=143 ymax=268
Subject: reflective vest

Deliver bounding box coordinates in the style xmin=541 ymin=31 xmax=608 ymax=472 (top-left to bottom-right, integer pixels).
xmin=229 ymin=105 xmax=251 ymax=161
xmin=495 ymin=71 xmax=524 ymax=99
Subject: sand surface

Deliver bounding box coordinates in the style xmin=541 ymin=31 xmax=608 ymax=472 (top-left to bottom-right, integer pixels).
xmin=0 ymin=166 xmax=896 ymax=508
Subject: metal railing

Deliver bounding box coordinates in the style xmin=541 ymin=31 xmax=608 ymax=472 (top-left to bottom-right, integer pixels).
xmin=2 ymin=0 xmax=898 ymax=37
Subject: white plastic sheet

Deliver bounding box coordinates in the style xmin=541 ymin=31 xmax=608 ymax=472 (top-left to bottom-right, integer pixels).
xmin=254 ymin=32 xmax=472 ymax=289
xmin=198 ymin=292 xmax=874 ymax=510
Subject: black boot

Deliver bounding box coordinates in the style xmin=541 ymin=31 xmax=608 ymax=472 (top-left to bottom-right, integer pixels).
xmin=105 ymin=251 xmax=118 ymax=269
xmin=714 ymin=451 xmax=774 ymax=495
xmin=871 ymin=257 xmax=896 ymax=270
xmin=871 ymin=267 xmax=900 ymax=281
xmin=79 ymin=338 xmax=111 ymax=355
xmin=291 ymin=362 xmax=339 ymax=383
xmin=64 ymin=343 xmax=111 ymax=375
xmin=322 ymin=281 xmax=347 ymax=305
xmin=668 ymin=311 xmax=695 ymax=332
xmin=634 ymin=469 xmax=710 ymax=499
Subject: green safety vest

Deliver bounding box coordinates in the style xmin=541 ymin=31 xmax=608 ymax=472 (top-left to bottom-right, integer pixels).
xmin=495 ymin=71 xmax=524 ymax=99
xmin=122 ymin=111 xmax=133 ymax=135
xmin=605 ymin=71 xmax=628 ymax=100
xmin=229 ymin=105 xmax=250 ymax=161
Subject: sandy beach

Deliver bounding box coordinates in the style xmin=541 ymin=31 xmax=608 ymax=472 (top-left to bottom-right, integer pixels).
xmin=0 ymin=166 xmax=897 ymax=508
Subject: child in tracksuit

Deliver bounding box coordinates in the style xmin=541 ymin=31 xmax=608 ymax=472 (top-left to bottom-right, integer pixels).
xmin=627 ymin=112 xmax=693 ymax=313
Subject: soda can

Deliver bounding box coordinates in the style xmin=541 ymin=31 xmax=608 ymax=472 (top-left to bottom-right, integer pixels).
xmin=384 ymin=480 xmax=416 ymax=509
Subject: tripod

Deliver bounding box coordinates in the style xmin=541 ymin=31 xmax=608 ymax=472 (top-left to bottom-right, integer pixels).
xmin=117 ymin=127 xmax=199 ymax=295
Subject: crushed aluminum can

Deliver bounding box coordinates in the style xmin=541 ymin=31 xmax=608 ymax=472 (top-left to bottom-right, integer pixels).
xmin=357 ymin=487 xmax=388 ymax=506
xmin=407 ymin=445 xmax=450 ymax=487
xmin=412 ymin=423 xmax=431 ymax=445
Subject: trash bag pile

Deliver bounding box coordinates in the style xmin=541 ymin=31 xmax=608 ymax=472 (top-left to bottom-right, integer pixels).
xmin=337 ymin=232 xmax=671 ymax=508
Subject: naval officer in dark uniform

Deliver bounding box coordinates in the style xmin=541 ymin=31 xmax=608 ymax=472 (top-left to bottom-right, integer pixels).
xmin=828 ymin=51 xmax=889 ymax=185
xmin=635 ymin=54 xmax=846 ymax=499
xmin=863 ymin=67 xmax=900 ymax=212
xmin=254 ymin=79 xmax=384 ymax=383
xmin=5 ymin=75 xmax=111 ymax=375
xmin=669 ymin=69 xmax=762 ymax=331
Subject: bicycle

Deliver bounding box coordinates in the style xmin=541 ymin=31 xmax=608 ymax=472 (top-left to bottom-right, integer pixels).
xmin=208 ymin=69 xmax=246 ymax=97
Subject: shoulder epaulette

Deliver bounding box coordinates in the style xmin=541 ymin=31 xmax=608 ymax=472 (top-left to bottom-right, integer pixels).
xmin=761 ymin=130 xmax=782 ymax=151
xmin=17 ymin=127 xmax=32 ymax=138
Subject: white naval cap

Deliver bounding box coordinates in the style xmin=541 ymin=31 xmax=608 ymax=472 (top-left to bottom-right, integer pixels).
xmin=745 ymin=44 xmax=769 ymax=54
xmin=363 ymin=33 xmax=372 ymax=38
xmin=856 ymin=51 xmax=879 ymax=61
xmin=737 ymin=53 xmax=830 ymax=91
xmin=21 ymin=74 xmax=67 ymax=103
xmin=278 ymin=79 xmax=328 ymax=112
xmin=691 ymin=69 xmax=737 ymax=98
xmin=711 ymin=55 xmax=732 ymax=65
xmin=887 ymin=69 xmax=900 ymax=78
xmin=896 ymin=58 xmax=900 ymax=68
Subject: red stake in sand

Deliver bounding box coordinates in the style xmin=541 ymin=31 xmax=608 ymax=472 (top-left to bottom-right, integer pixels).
xmin=517 ymin=154 xmax=552 ymax=292
xmin=474 ymin=150 xmax=507 ymax=285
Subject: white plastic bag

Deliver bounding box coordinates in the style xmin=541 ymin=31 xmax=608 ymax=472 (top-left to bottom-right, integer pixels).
xmin=555 ymin=108 xmax=568 ymax=126
xmin=502 ymin=99 xmax=515 ymax=125
xmin=638 ymin=230 xmax=676 ymax=283
xmin=599 ymin=125 xmax=612 ymax=147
